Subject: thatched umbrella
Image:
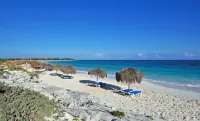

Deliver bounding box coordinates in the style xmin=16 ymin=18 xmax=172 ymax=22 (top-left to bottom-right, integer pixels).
xmin=61 ymin=66 xmax=76 ymax=75
xmin=43 ymin=64 xmax=53 ymax=71
xmin=116 ymin=67 xmax=143 ymax=91
xmin=29 ymin=61 xmax=42 ymax=68
xmin=15 ymin=60 xmax=26 ymax=65
xmin=6 ymin=62 xmax=15 ymax=70
xmin=88 ymin=68 xmax=107 ymax=82
xmin=53 ymin=64 xmax=62 ymax=73
xmin=31 ymin=62 xmax=43 ymax=69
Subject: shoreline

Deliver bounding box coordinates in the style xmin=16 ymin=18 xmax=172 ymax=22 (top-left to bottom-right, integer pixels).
xmin=45 ymin=60 xmax=200 ymax=94
xmin=39 ymin=70 xmax=200 ymax=100
xmin=76 ymin=70 xmax=200 ymax=96
xmin=1 ymin=70 xmax=200 ymax=120
xmin=39 ymin=71 xmax=200 ymax=120
xmin=76 ymin=72 xmax=200 ymax=100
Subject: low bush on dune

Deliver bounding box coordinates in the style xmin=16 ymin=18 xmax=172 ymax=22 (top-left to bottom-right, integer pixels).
xmin=146 ymin=115 xmax=154 ymax=120
xmin=9 ymin=66 xmax=28 ymax=72
xmin=109 ymin=110 xmax=125 ymax=118
xmin=0 ymin=82 xmax=56 ymax=121
xmin=0 ymin=58 xmax=4 ymax=65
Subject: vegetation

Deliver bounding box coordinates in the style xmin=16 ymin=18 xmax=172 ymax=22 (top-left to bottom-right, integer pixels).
xmin=0 ymin=58 xmax=4 ymax=62
xmin=3 ymin=58 xmax=74 ymax=61
xmin=146 ymin=115 xmax=154 ymax=120
xmin=109 ymin=110 xmax=125 ymax=118
xmin=9 ymin=66 xmax=28 ymax=72
xmin=0 ymin=58 xmax=4 ymax=65
xmin=73 ymin=116 xmax=79 ymax=121
xmin=0 ymin=82 xmax=56 ymax=121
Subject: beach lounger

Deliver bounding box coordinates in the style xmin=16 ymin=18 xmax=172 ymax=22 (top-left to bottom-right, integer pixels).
xmin=88 ymin=82 xmax=103 ymax=87
xmin=116 ymin=88 xmax=141 ymax=95
xmin=125 ymin=90 xmax=141 ymax=95
xmin=115 ymin=89 xmax=133 ymax=93
xmin=50 ymin=73 xmax=57 ymax=76
xmin=60 ymin=75 xmax=73 ymax=79
xmin=56 ymin=73 xmax=63 ymax=77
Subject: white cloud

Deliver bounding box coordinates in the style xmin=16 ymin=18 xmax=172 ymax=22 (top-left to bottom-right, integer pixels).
xmin=184 ymin=52 xmax=196 ymax=57
xmin=95 ymin=53 xmax=104 ymax=57
xmin=137 ymin=53 xmax=143 ymax=57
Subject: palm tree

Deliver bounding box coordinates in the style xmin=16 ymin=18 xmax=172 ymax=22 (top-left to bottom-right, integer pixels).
xmin=116 ymin=67 xmax=143 ymax=91
xmin=88 ymin=68 xmax=107 ymax=82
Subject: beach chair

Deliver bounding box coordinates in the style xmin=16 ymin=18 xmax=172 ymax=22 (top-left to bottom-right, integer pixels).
xmin=115 ymin=89 xmax=133 ymax=94
xmin=60 ymin=75 xmax=73 ymax=79
xmin=88 ymin=82 xmax=103 ymax=87
xmin=116 ymin=89 xmax=141 ymax=95
xmin=56 ymin=73 xmax=63 ymax=77
xmin=68 ymin=76 xmax=73 ymax=79
xmin=50 ymin=73 xmax=57 ymax=76
xmin=126 ymin=90 xmax=141 ymax=95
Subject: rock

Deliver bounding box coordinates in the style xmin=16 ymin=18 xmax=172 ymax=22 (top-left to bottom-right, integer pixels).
xmin=8 ymin=71 xmax=31 ymax=83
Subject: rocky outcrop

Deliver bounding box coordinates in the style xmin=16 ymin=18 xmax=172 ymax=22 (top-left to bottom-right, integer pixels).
xmin=0 ymin=71 xmax=166 ymax=121
xmin=0 ymin=70 xmax=41 ymax=84
xmin=0 ymin=79 xmax=153 ymax=121
xmin=7 ymin=71 xmax=31 ymax=83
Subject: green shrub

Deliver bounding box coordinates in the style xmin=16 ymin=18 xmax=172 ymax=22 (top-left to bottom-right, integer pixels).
xmin=146 ymin=115 xmax=154 ymax=120
xmin=109 ymin=110 xmax=125 ymax=118
xmin=0 ymin=82 xmax=56 ymax=121
xmin=73 ymin=116 xmax=79 ymax=121
xmin=0 ymin=59 xmax=4 ymax=65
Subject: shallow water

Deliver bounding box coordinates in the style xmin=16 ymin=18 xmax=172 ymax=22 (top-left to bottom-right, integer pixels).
xmin=47 ymin=60 xmax=200 ymax=93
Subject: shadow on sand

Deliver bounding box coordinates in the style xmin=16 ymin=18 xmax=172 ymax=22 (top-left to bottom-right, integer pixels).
xmin=79 ymin=80 xmax=121 ymax=91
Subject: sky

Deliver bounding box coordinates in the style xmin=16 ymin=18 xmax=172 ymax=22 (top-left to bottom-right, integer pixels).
xmin=0 ymin=0 xmax=200 ymax=60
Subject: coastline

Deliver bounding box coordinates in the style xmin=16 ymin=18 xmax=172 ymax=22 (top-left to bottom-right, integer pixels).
xmin=69 ymin=70 xmax=200 ymax=99
xmin=39 ymin=70 xmax=200 ymax=120
xmin=46 ymin=60 xmax=200 ymax=94
xmin=63 ymin=72 xmax=200 ymax=100
xmin=1 ymin=70 xmax=200 ymax=120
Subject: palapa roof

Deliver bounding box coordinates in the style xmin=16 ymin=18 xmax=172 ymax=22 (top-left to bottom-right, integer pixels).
xmin=61 ymin=66 xmax=76 ymax=74
xmin=28 ymin=61 xmax=43 ymax=69
xmin=52 ymin=64 xmax=62 ymax=70
xmin=43 ymin=64 xmax=53 ymax=70
xmin=116 ymin=67 xmax=143 ymax=84
xmin=88 ymin=68 xmax=107 ymax=78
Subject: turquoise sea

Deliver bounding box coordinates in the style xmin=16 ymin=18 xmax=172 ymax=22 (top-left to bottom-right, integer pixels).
xmin=47 ymin=60 xmax=200 ymax=93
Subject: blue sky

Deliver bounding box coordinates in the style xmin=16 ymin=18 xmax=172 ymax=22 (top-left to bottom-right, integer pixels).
xmin=0 ymin=0 xmax=200 ymax=60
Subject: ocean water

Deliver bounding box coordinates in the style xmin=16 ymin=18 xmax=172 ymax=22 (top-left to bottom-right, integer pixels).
xmin=47 ymin=60 xmax=200 ymax=93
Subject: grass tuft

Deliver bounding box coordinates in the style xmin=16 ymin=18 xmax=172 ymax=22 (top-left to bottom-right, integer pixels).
xmin=146 ymin=115 xmax=154 ymax=120
xmin=109 ymin=110 xmax=125 ymax=118
xmin=73 ymin=116 xmax=79 ymax=121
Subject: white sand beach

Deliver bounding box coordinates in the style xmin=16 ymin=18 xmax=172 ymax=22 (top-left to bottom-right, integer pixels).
xmin=40 ymin=71 xmax=200 ymax=100
xmin=38 ymin=70 xmax=200 ymax=121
